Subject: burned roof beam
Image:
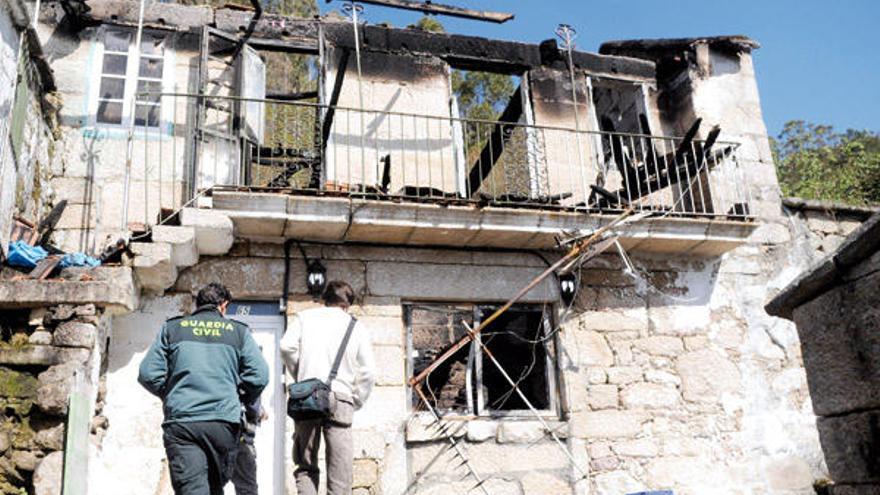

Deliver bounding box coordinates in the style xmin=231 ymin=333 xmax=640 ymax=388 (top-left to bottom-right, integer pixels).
xmin=334 ymin=0 xmax=513 ymax=24
xmin=81 ymin=2 xmax=655 ymax=79
xmin=244 ymin=37 xmax=318 ymax=53
xmin=323 ymin=23 xmax=654 ymax=79
xmin=600 ymin=35 xmax=761 ymax=55
xmin=82 ymin=4 xmax=654 ymax=78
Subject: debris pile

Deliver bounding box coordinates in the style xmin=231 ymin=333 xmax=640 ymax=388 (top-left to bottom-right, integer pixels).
xmin=3 ymin=201 xmax=115 ymax=282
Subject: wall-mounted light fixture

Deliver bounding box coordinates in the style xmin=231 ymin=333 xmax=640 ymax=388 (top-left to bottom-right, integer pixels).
xmin=559 ymin=272 xmax=577 ymax=306
xmin=306 ymin=259 xmax=327 ymax=299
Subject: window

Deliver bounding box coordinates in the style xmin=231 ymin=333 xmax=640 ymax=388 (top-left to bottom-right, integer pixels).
xmin=405 ymin=303 xmax=558 ymax=417
xmin=95 ymin=29 xmax=166 ymax=127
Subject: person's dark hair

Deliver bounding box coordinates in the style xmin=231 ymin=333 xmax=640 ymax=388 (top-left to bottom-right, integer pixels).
xmin=322 ymin=280 xmax=355 ymax=308
xmin=196 ymin=282 xmax=232 ymax=308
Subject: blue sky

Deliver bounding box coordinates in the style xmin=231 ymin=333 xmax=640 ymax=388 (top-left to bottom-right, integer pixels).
xmin=320 ymin=0 xmax=879 ymax=138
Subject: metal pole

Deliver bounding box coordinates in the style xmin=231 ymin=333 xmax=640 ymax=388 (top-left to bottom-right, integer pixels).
xmin=556 ymin=24 xmax=588 ymax=206
xmin=32 ymin=0 xmax=41 ymax=28
xmin=344 ymin=1 xmax=368 ymax=189
xmin=121 ymin=0 xmax=147 ymax=229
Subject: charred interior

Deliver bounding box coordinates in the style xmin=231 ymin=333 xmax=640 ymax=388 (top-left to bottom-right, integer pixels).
xmin=407 ymin=303 xmax=555 ymax=415
xmin=59 ymin=0 xmax=757 ymax=221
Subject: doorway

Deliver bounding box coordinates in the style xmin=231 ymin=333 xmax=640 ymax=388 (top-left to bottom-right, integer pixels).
xmin=226 ymin=301 xmax=286 ymax=495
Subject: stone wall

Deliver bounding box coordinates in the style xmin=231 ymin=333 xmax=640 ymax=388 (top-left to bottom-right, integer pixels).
xmin=92 ymin=229 xmax=842 ymax=495
xmin=559 ymin=251 xmax=824 ymax=494
xmin=0 ymin=0 xmax=58 ymax=259
xmin=0 ymin=0 xmax=22 ymax=259
xmin=0 ymin=303 xmax=111 ymax=495
xmin=781 ymin=198 xmax=878 ymax=259
xmin=766 ymin=214 xmax=880 ymax=495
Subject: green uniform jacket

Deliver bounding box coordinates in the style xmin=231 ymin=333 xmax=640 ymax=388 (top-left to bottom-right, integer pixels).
xmin=138 ymin=305 xmax=269 ymax=425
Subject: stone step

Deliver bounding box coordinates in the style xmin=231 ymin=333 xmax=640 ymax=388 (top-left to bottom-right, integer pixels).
xmin=152 ymin=225 xmax=199 ymax=268
xmin=130 ymin=242 xmax=178 ymax=293
xmin=180 ymin=208 xmax=234 ymax=256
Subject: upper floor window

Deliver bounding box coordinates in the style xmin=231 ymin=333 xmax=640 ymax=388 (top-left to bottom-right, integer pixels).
xmin=94 ymin=29 xmax=168 ymax=127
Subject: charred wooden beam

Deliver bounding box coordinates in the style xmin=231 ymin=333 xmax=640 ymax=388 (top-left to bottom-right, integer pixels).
xmin=266 ymin=90 xmax=319 ymax=101
xmin=334 ymin=0 xmax=513 ymax=24
xmin=465 ymin=86 xmax=523 ymax=197
xmin=79 ymin=3 xmax=654 ymax=79
xmin=212 ymin=10 xmax=655 ymax=78
xmin=605 ymin=144 xmax=726 ymax=203
xmin=701 ymin=125 xmax=721 ymax=159
xmin=321 ymin=48 xmax=350 ymax=147
xmin=673 ymin=118 xmax=701 ymax=162
xmin=380 ymin=155 xmax=391 ymax=193
xmin=243 ymin=36 xmax=318 ymax=53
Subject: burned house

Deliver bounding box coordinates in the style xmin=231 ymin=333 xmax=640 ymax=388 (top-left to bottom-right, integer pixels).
xmin=0 ymin=0 xmax=863 ymax=493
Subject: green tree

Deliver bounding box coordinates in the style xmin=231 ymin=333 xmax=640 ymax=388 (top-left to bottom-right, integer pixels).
xmin=451 ymin=70 xmax=515 ymax=122
xmin=773 ymin=121 xmax=880 ymax=205
xmin=408 ymin=15 xmax=444 ymax=33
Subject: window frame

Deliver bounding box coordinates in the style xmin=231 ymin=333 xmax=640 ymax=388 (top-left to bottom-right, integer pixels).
xmin=89 ymin=27 xmax=174 ymax=130
xmin=404 ymin=301 xmax=560 ymax=419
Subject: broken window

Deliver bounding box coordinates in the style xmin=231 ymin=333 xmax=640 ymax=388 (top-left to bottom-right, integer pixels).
xmin=405 ymin=303 xmax=558 ymax=416
xmin=94 ymin=29 xmax=167 ymax=127
xmin=592 ymin=78 xmax=648 ymax=137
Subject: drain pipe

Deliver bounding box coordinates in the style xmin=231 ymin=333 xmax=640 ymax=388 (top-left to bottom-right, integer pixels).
xmin=281 ymin=239 xmax=293 ymax=313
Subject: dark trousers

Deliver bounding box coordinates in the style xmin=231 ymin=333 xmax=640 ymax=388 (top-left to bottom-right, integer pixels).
xmin=163 ymin=421 xmax=240 ymax=495
xmin=231 ymin=435 xmax=258 ymax=495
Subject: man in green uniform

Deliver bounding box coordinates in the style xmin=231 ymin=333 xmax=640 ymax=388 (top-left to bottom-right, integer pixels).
xmin=139 ymin=283 xmax=269 ymax=495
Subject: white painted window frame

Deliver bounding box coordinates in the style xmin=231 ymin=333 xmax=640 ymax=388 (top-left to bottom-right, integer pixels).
xmin=88 ymin=26 xmax=175 ymax=130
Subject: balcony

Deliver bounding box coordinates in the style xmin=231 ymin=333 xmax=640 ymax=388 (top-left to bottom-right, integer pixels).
xmin=124 ymin=94 xmax=756 ymax=255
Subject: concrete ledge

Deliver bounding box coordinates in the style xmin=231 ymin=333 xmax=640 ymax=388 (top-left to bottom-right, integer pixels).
xmin=0 ymin=267 xmax=137 ymax=312
xmin=213 ymin=192 xmax=757 ymax=256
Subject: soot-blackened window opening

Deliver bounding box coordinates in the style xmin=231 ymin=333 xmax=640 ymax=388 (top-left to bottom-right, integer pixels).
xmin=406 ymin=303 xmax=558 ymax=416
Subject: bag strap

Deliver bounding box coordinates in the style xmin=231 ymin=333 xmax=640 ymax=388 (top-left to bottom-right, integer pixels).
xmin=328 ymin=316 xmax=357 ymax=383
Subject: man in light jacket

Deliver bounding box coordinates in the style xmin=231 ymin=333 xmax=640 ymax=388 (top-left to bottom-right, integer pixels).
xmin=280 ymin=280 xmax=376 ymax=495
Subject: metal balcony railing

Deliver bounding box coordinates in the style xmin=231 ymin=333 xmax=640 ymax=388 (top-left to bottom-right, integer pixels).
xmin=122 ymin=93 xmax=753 ymax=228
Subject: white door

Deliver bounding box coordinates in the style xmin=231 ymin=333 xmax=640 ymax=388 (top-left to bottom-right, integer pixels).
xmin=226 ymin=302 xmax=286 ymax=495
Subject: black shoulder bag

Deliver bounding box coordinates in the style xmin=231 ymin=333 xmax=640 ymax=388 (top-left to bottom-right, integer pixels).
xmin=286 ymin=316 xmax=357 ymax=421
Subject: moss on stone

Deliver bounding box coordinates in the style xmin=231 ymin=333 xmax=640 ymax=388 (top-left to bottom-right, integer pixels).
xmin=8 ymin=419 xmax=35 ymax=451
xmin=0 ymin=476 xmax=27 ymax=495
xmin=0 ymin=369 xmax=38 ymax=400
xmin=5 ymin=336 xmax=28 ymax=351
